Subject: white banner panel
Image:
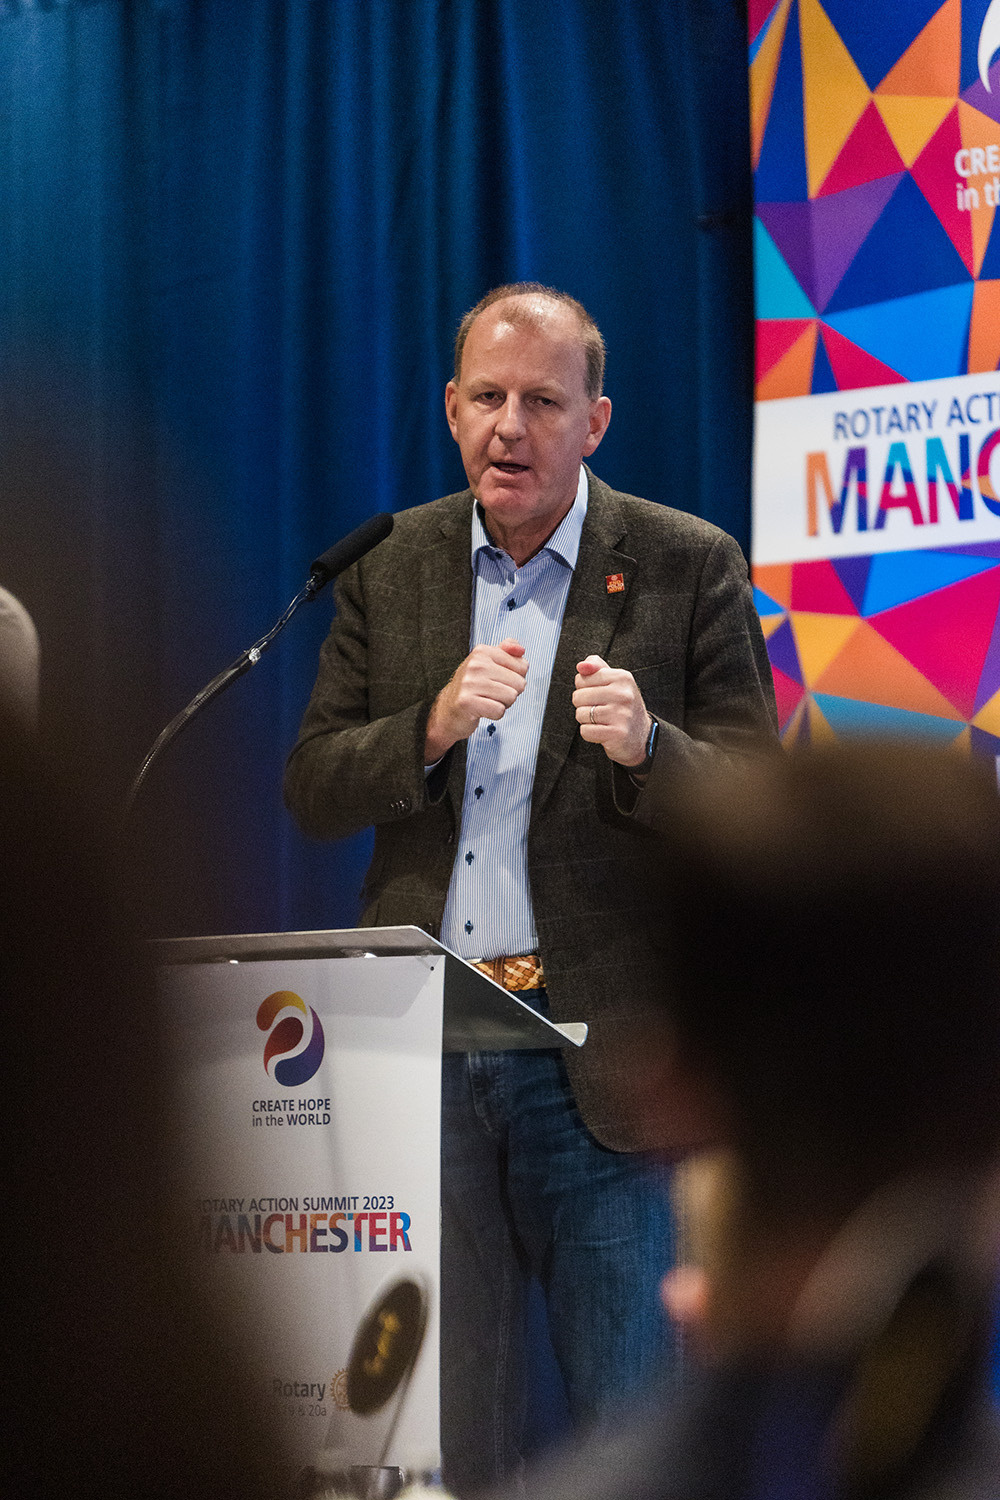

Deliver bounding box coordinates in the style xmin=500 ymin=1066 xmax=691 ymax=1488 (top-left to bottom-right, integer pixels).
xmin=755 ymin=370 xmax=1000 ymax=565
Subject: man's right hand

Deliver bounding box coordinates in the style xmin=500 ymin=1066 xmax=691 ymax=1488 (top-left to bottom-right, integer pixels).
xmin=424 ymin=638 xmax=527 ymax=762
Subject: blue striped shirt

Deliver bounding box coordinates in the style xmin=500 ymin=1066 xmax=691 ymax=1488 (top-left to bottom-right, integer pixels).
xmin=441 ymin=466 xmax=588 ymax=960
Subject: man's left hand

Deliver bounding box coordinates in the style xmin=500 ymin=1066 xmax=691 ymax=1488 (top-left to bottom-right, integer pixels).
xmin=573 ymin=655 xmax=650 ymax=767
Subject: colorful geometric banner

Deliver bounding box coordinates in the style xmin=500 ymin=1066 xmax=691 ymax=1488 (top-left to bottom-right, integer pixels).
xmin=751 ymin=0 xmax=1000 ymax=761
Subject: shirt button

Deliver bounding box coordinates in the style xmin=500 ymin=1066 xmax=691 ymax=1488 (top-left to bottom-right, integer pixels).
xmin=465 ymin=851 xmax=474 ymax=864
xmin=475 ymin=786 xmax=484 ymax=798
xmin=487 ymin=724 xmax=496 ymax=736
xmin=507 ymin=598 xmax=516 ymax=610
xmin=464 ymin=920 xmax=474 ymax=935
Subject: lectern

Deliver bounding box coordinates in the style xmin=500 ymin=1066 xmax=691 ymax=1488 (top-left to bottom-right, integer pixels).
xmin=155 ymin=926 xmax=586 ymax=1485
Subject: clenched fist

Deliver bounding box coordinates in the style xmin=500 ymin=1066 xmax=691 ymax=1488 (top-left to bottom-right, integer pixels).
xmin=425 ymin=638 xmax=528 ymax=762
xmin=572 ymin=654 xmax=651 ymax=767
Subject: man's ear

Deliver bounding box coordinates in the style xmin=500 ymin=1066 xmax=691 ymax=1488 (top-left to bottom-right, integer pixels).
xmin=445 ymin=381 xmax=460 ymax=441
xmin=582 ymin=396 xmax=612 ymax=457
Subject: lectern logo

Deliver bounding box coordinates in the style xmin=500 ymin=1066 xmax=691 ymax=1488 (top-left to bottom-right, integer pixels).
xmin=256 ymin=990 xmax=325 ymax=1086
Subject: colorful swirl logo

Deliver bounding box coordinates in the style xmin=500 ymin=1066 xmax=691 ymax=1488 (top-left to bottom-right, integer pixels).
xmin=256 ymin=990 xmax=325 ymax=1086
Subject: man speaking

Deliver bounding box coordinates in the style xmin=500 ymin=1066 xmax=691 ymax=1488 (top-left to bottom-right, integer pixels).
xmin=284 ymin=283 xmax=777 ymax=1493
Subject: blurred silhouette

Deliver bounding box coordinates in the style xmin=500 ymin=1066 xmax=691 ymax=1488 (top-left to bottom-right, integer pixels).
xmin=0 ymin=705 xmax=288 ymax=1500
xmin=501 ymin=743 xmax=1000 ymax=1500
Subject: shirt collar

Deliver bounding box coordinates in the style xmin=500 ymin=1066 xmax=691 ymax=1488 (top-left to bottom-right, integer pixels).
xmin=471 ymin=465 xmax=589 ymax=571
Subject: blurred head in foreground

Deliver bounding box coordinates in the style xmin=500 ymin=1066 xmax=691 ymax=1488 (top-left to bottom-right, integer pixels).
xmin=0 ymin=710 xmax=285 ymax=1500
xmin=641 ymin=743 xmax=1000 ymax=1362
xmin=508 ymin=753 xmax=1000 ymax=1500
xmin=624 ymin=743 xmax=1000 ymax=1497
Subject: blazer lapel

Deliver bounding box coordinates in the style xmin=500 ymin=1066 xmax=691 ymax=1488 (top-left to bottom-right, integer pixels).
xmin=417 ymin=493 xmax=474 ymax=692
xmin=531 ymin=475 xmax=636 ymax=819
xmin=417 ymin=492 xmax=474 ymax=811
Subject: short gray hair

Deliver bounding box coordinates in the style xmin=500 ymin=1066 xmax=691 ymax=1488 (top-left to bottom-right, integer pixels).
xmin=453 ymin=282 xmax=606 ymax=399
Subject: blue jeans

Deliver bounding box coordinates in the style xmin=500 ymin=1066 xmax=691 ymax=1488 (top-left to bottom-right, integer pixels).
xmin=440 ymin=1042 xmax=679 ymax=1495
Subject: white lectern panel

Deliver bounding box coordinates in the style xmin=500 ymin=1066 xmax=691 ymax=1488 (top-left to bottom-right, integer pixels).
xmin=159 ymin=951 xmax=443 ymax=1478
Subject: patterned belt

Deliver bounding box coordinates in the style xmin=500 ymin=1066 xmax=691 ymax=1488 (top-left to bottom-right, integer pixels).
xmin=472 ymin=953 xmax=546 ymax=991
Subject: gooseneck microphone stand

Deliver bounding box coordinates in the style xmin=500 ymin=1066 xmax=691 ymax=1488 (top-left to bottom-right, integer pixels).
xmin=125 ymin=512 xmax=394 ymax=815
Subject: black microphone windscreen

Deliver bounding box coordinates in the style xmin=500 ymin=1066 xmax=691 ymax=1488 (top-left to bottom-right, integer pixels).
xmin=310 ymin=511 xmax=394 ymax=583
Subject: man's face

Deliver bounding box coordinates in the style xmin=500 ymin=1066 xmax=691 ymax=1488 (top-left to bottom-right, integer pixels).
xmin=445 ymin=296 xmax=611 ymax=561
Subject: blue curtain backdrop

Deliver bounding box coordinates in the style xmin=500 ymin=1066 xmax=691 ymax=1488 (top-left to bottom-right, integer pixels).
xmin=1 ymin=0 xmax=753 ymax=937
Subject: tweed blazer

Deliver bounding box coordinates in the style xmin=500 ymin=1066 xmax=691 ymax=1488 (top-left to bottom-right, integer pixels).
xmin=285 ymin=470 xmax=777 ymax=1150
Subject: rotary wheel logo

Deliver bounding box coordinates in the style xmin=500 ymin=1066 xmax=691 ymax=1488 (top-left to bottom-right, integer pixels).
xmin=330 ymin=1369 xmax=350 ymax=1411
xmin=256 ymin=990 xmax=325 ymax=1086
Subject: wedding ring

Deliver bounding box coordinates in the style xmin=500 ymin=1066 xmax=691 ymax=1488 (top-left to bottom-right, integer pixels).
xmin=589 ymin=706 xmax=597 ymax=724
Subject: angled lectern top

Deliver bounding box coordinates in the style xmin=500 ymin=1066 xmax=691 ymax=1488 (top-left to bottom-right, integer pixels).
xmin=151 ymin=924 xmax=587 ymax=1053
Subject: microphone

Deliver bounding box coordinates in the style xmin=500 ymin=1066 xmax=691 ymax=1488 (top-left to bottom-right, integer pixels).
xmin=125 ymin=512 xmax=395 ymax=811
xmin=309 ymin=512 xmax=394 ymax=590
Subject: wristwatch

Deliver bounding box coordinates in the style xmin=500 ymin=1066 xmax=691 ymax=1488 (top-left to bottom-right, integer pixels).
xmin=630 ymin=716 xmax=660 ymax=783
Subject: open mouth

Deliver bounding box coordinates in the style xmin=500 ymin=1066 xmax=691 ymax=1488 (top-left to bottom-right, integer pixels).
xmin=491 ymin=462 xmax=529 ymax=475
